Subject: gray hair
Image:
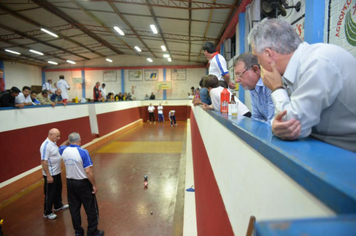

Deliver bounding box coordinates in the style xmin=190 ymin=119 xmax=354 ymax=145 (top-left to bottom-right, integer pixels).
xmin=234 ymin=52 xmax=259 ymax=69
xmin=68 ymin=132 xmax=81 ymax=144
xmin=247 ymin=18 xmax=302 ymax=54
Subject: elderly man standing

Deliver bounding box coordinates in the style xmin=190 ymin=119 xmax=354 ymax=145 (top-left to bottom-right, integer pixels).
xmin=234 ymin=53 xmax=275 ymax=123
xmin=40 ymin=128 xmax=69 ymax=220
xmin=57 ymin=75 xmax=70 ymax=103
xmin=43 ymin=79 xmax=53 ymax=94
xmin=248 ymin=18 xmax=356 ymax=152
xmin=59 ymin=133 xmax=104 ymax=236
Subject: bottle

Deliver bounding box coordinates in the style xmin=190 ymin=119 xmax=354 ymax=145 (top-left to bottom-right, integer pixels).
xmin=75 ymin=95 xmax=78 ymax=103
xmin=220 ymin=88 xmax=229 ymax=114
xmin=230 ymin=95 xmax=238 ymax=117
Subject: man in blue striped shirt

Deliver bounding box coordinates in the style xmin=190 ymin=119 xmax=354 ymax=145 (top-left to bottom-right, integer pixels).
xmin=40 ymin=128 xmax=69 ymax=220
xmin=234 ymin=53 xmax=275 ymax=123
xmin=59 ymin=132 xmax=104 ymax=236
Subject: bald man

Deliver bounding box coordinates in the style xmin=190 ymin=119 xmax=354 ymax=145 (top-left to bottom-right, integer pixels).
xmin=50 ymin=88 xmax=67 ymax=105
xmin=40 ymin=128 xmax=69 ymax=220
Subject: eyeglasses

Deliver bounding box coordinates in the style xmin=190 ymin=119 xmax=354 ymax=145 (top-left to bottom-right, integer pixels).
xmin=235 ymin=67 xmax=251 ymax=78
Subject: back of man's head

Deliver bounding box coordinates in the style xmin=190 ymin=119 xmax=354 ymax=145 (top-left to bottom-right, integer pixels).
xmin=68 ymin=132 xmax=81 ymax=144
xmin=10 ymin=86 xmax=21 ymax=94
xmin=59 ymin=75 xmax=64 ymax=80
xmin=234 ymin=52 xmax=259 ymax=69
xmin=248 ymin=18 xmax=302 ymax=55
xmin=202 ymin=42 xmax=216 ymax=54
xmin=203 ymin=75 xmax=219 ymax=89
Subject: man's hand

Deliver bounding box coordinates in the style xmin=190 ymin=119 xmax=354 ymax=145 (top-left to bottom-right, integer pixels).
xmin=92 ymin=185 xmax=98 ymax=194
xmin=202 ymin=103 xmax=209 ymax=110
xmin=228 ymin=81 xmax=236 ymax=89
xmin=47 ymin=176 xmax=54 ymax=184
xmin=51 ymin=102 xmax=55 ymax=107
xmin=272 ymin=110 xmax=301 ymax=140
xmin=261 ymin=61 xmax=283 ymax=91
xmin=16 ymin=103 xmax=25 ymax=109
xmin=193 ymin=98 xmax=202 ymax=107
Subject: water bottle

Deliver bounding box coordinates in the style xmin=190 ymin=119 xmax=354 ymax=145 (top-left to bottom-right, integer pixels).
xmin=220 ymin=88 xmax=229 ymax=114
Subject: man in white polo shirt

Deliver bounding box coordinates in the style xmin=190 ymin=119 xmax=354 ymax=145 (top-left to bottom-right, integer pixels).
xmin=15 ymin=86 xmax=32 ymax=106
xmin=59 ymin=133 xmax=104 ymax=236
xmin=56 ymin=75 xmax=70 ymax=103
xmin=40 ymin=128 xmax=69 ymax=220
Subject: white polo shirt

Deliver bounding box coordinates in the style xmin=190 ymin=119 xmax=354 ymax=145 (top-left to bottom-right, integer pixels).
xmin=15 ymin=92 xmax=32 ymax=104
xmin=209 ymin=53 xmax=229 ymax=81
xmin=157 ymin=106 xmax=163 ymax=114
xmin=40 ymin=138 xmax=62 ymax=176
xmin=56 ymin=79 xmax=70 ymax=99
xmin=148 ymin=106 xmax=155 ymax=113
xmin=169 ymin=110 xmax=176 ymax=116
xmin=210 ymin=86 xmax=250 ymax=116
xmin=59 ymin=145 xmax=93 ymax=180
xmin=42 ymin=82 xmax=52 ymax=91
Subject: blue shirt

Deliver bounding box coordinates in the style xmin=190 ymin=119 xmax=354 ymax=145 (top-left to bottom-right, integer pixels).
xmin=50 ymin=93 xmax=63 ymax=102
xmin=200 ymin=87 xmax=211 ymax=105
xmin=250 ymin=78 xmax=275 ymax=123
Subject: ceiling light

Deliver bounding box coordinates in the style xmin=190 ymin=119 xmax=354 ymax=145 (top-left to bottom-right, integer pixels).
xmin=114 ymin=26 xmax=125 ymax=36
xmin=161 ymin=45 xmax=166 ymax=51
xmin=106 ymin=58 xmax=113 ymax=62
xmin=29 ymin=49 xmax=44 ymax=55
xmin=167 ymin=58 xmax=172 ymax=62
xmin=5 ymin=49 xmax=21 ymax=55
xmin=150 ymin=24 xmax=158 ymax=34
xmin=66 ymin=60 xmax=76 ymax=64
xmin=163 ymin=54 xmax=170 ymax=58
xmin=40 ymin=28 xmax=58 ymax=38
xmin=147 ymin=58 xmax=153 ymax=62
xmin=48 ymin=61 xmax=58 ymax=65
xmin=134 ymin=46 xmax=141 ymax=52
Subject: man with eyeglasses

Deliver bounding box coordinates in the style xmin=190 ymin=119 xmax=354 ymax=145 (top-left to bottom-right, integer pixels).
xmin=202 ymin=42 xmax=235 ymax=89
xmin=248 ymin=18 xmax=356 ymax=152
xmin=234 ymin=52 xmax=275 ymax=123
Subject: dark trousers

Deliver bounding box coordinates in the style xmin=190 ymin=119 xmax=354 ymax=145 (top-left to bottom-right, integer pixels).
xmin=170 ymin=115 xmax=176 ymax=125
xmin=67 ymin=179 xmax=99 ymax=235
xmin=43 ymin=173 xmax=63 ymax=215
xmin=149 ymin=112 xmax=155 ymax=122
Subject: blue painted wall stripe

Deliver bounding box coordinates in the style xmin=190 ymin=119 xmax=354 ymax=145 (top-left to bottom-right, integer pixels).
xmin=121 ymin=70 xmax=125 ymax=94
xmin=42 ymin=70 xmax=45 ymax=86
xmin=163 ymin=68 xmax=166 ymax=100
xmin=238 ymin=13 xmax=246 ymax=103
xmin=305 ymin=1 xmax=325 ymax=44
xmin=81 ymin=70 xmax=85 ymax=98
xmin=0 ymin=61 xmax=4 ymax=89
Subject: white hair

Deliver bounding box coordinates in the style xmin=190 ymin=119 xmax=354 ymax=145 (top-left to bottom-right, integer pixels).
xmin=68 ymin=132 xmax=81 ymax=144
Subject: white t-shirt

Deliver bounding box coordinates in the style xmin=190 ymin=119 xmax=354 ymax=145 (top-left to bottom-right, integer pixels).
xmin=42 ymin=82 xmax=52 ymax=91
xmin=148 ymin=106 xmax=155 ymax=113
xmin=15 ymin=92 xmax=32 ymax=104
xmin=59 ymin=145 xmax=93 ymax=180
xmin=169 ymin=110 xmax=176 ymax=116
xmin=99 ymin=87 xmax=106 ymax=99
xmin=157 ymin=105 xmax=163 ymax=114
xmin=210 ymin=86 xmax=250 ymax=116
xmin=40 ymin=138 xmax=62 ymax=176
xmin=56 ymin=79 xmax=70 ymax=99
xmin=209 ymin=54 xmax=228 ymax=81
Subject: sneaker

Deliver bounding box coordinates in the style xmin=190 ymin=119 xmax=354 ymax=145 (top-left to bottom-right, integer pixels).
xmin=175 ymin=124 xmax=177 ymax=126
xmin=54 ymin=204 xmax=69 ymax=211
xmin=43 ymin=213 xmax=57 ymax=220
xmin=88 ymin=229 xmax=105 ymax=236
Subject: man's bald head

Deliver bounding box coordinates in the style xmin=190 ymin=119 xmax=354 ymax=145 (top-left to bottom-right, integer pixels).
xmin=48 ymin=128 xmax=61 ymax=142
xmin=56 ymin=89 xmax=62 ymax=95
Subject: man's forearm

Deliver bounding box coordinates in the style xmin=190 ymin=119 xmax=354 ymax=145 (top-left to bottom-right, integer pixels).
xmin=41 ymin=161 xmax=51 ymax=177
xmin=86 ymin=168 xmax=97 ymax=187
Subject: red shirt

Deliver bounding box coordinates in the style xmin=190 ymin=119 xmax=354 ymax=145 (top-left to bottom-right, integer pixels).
xmin=0 ymin=78 xmax=5 ymax=92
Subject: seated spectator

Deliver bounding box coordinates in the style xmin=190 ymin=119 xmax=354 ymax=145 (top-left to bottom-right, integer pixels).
xmin=0 ymin=86 xmax=24 ymax=108
xmin=127 ymin=93 xmax=132 ymax=101
xmin=187 ymin=92 xmax=194 ymax=99
xmin=42 ymin=79 xmax=53 ymax=94
xmin=190 ymin=86 xmax=195 ymax=95
xmin=123 ymin=92 xmax=127 ymax=101
xmin=0 ymin=69 xmax=5 ymax=92
xmin=50 ymin=89 xmax=66 ymax=105
xmin=106 ymin=92 xmax=114 ymax=101
xmin=144 ymin=94 xmax=149 ymax=100
xmin=30 ymin=91 xmax=41 ymax=105
xmin=115 ymin=92 xmax=123 ymax=101
xmin=149 ymin=92 xmax=155 ymax=100
xmin=234 ymin=52 xmax=275 ymax=123
xmin=15 ymin=86 xmax=32 ymax=106
xmin=198 ymin=75 xmax=211 ymax=106
xmin=202 ymin=75 xmax=251 ymax=117
xmin=36 ymin=90 xmax=55 ymax=107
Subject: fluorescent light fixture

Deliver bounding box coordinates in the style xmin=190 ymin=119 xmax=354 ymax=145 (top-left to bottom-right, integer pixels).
xmin=66 ymin=60 xmax=76 ymax=64
xmin=113 ymin=26 xmax=125 ymax=36
xmin=150 ymin=24 xmax=158 ymax=34
xmin=5 ymin=49 xmax=21 ymax=55
xmin=29 ymin=49 xmax=44 ymax=55
xmin=134 ymin=46 xmax=141 ymax=52
xmin=163 ymin=54 xmax=170 ymax=58
xmin=167 ymin=58 xmax=172 ymax=62
xmin=40 ymin=28 xmax=58 ymax=38
xmin=161 ymin=45 xmax=166 ymax=51
xmin=147 ymin=58 xmax=153 ymax=62
xmin=106 ymin=58 xmax=113 ymax=62
xmin=48 ymin=61 xmax=58 ymax=65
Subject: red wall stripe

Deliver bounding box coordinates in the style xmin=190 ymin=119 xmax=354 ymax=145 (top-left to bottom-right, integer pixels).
xmin=190 ymin=110 xmax=234 ymax=236
xmin=0 ymin=117 xmax=92 ymax=183
xmin=43 ymin=65 xmax=205 ymax=72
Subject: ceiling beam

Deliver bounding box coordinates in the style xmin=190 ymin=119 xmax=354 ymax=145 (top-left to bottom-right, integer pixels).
xmin=31 ymin=0 xmax=125 ymax=56
xmin=106 ymin=0 xmax=157 ymax=58
xmin=0 ymin=4 xmax=105 ymax=58
xmin=215 ymin=0 xmax=240 ymax=46
xmin=0 ymin=51 xmax=49 ymax=67
xmin=188 ymin=0 xmax=192 ymax=62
